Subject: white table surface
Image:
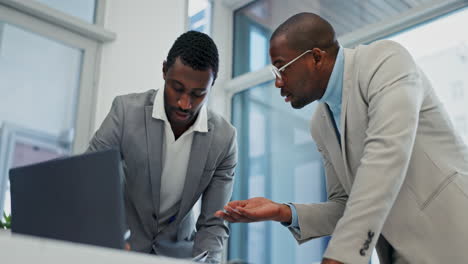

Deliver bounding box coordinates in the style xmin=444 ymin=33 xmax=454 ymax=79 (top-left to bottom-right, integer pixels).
xmin=0 ymin=230 xmax=193 ymax=264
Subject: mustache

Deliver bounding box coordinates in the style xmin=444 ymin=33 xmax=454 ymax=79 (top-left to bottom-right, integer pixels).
xmin=174 ymin=107 xmax=192 ymax=115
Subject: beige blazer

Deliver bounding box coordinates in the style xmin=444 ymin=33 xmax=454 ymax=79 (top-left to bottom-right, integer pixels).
xmin=290 ymin=40 xmax=468 ymax=264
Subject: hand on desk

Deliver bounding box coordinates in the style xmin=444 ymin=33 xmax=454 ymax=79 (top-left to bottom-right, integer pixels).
xmin=214 ymin=197 xmax=292 ymax=223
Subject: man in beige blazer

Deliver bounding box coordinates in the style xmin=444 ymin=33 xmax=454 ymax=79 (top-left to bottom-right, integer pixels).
xmin=215 ymin=13 xmax=468 ymax=264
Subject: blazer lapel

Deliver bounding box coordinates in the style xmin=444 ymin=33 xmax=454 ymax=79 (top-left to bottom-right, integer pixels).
xmin=339 ymin=48 xmax=356 ymax=190
xmin=145 ymin=106 xmax=164 ymax=216
xmin=321 ymin=104 xmax=352 ymax=193
xmin=176 ymin=119 xmax=214 ymax=223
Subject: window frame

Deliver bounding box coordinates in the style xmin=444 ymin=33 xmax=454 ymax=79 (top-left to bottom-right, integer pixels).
xmin=0 ymin=0 xmax=116 ymax=214
xmin=0 ymin=0 xmax=115 ymax=153
xmin=216 ymin=0 xmax=468 ymax=122
xmin=186 ymin=0 xmax=214 ymax=35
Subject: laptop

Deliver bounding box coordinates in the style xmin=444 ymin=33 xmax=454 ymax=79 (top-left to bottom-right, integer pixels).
xmin=9 ymin=149 xmax=125 ymax=249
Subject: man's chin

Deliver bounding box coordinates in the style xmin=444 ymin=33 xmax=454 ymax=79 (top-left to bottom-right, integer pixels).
xmin=169 ymin=114 xmax=193 ymax=126
xmin=171 ymin=118 xmax=190 ymax=126
xmin=290 ymin=97 xmax=315 ymax=109
xmin=291 ymin=100 xmax=306 ymax=109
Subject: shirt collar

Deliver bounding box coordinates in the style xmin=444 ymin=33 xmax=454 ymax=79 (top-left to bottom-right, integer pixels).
xmin=318 ymin=46 xmax=344 ymax=109
xmin=152 ymin=87 xmax=208 ymax=133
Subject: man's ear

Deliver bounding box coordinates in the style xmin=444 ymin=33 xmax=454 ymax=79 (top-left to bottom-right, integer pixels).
xmin=162 ymin=60 xmax=168 ymax=80
xmin=312 ymin=48 xmax=323 ymax=63
xmin=312 ymin=48 xmax=327 ymax=69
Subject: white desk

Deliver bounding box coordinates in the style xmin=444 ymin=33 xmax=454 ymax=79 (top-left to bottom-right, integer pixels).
xmin=0 ymin=230 xmax=193 ymax=264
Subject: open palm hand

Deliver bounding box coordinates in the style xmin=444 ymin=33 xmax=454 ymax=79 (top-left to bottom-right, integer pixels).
xmin=214 ymin=197 xmax=291 ymax=223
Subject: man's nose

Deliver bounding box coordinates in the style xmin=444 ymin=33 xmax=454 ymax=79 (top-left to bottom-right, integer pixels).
xmin=275 ymin=76 xmax=284 ymax=88
xmin=178 ymin=94 xmax=192 ymax=110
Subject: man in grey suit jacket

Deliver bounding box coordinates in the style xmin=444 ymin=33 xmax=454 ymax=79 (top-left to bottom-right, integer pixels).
xmin=88 ymin=31 xmax=237 ymax=263
xmin=216 ymin=13 xmax=468 ymax=264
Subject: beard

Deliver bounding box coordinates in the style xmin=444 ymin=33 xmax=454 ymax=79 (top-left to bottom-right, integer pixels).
xmin=289 ymin=79 xmax=315 ymax=109
xmin=291 ymin=96 xmax=309 ymax=109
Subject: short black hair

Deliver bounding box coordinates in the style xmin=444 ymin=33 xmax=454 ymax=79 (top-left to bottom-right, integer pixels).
xmin=165 ymin=30 xmax=219 ymax=80
xmin=271 ymin=13 xmax=339 ymax=57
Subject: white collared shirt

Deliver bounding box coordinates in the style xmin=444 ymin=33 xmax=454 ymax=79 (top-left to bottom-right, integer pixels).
xmin=152 ymin=87 xmax=208 ymax=223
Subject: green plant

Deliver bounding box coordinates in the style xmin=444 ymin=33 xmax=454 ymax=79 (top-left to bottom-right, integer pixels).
xmin=0 ymin=212 xmax=11 ymax=229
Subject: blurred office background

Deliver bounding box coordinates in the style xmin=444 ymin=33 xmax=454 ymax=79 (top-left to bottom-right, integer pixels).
xmin=0 ymin=0 xmax=467 ymax=263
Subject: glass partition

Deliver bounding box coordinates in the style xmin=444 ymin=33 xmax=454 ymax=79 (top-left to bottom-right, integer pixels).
xmin=230 ymin=81 xmax=328 ymax=264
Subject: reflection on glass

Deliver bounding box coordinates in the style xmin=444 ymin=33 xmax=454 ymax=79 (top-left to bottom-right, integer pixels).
xmin=387 ymin=7 xmax=468 ymax=144
xmin=0 ymin=22 xmax=83 ymax=137
xmin=233 ymin=0 xmax=435 ymax=77
xmin=230 ymin=81 xmax=328 ymax=264
xmin=249 ymin=26 xmax=269 ymax=72
xmin=188 ymin=0 xmax=212 ymax=35
xmin=34 ymin=0 xmax=96 ymax=23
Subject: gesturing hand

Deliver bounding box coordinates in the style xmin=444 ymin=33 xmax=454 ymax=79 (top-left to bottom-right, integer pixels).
xmin=214 ymin=197 xmax=292 ymax=223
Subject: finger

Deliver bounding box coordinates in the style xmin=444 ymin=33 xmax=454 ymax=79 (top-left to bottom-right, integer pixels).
xmin=214 ymin=211 xmax=229 ymax=219
xmin=224 ymin=205 xmax=242 ymax=215
xmin=227 ymin=200 xmax=247 ymax=209
xmin=225 ymin=212 xmax=255 ymax=223
xmin=224 ymin=207 xmax=244 ymax=220
xmin=236 ymin=207 xmax=262 ymax=220
xmin=226 ymin=207 xmax=259 ymax=223
xmin=223 ymin=207 xmax=256 ymax=223
xmin=214 ymin=210 xmax=225 ymax=218
xmin=215 ymin=211 xmax=237 ymax=222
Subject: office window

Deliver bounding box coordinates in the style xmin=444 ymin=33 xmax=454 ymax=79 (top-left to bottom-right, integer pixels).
xmin=0 ymin=22 xmax=82 ymax=137
xmin=387 ymin=7 xmax=468 ymax=144
xmin=0 ymin=21 xmax=81 ymax=215
xmin=0 ymin=0 xmax=112 ymax=218
xmin=188 ymin=0 xmax=212 ymax=35
xmin=34 ymin=0 xmax=96 ymax=23
xmin=233 ymin=0 xmax=436 ymax=77
xmin=229 ymin=81 xmax=328 ymax=264
xmin=249 ymin=25 xmax=269 ymax=72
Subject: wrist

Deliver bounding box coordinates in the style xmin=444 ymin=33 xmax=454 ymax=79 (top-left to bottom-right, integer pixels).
xmin=275 ymin=203 xmax=292 ymax=223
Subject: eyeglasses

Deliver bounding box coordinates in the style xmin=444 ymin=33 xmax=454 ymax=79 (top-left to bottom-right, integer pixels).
xmin=270 ymin=50 xmax=312 ymax=80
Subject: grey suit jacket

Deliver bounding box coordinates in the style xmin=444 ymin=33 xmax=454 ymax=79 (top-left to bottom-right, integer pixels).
xmin=290 ymin=40 xmax=468 ymax=264
xmin=87 ymin=89 xmax=237 ymax=263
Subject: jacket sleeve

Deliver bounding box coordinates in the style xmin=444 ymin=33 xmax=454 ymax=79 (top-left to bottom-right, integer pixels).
xmin=323 ymin=41 xmax=424 ymax=264
xmin=192 ymin=129 xmax=237 ymax=263
xmin=289 ymin=141 xmax=348 ymax=243
xmin=87 ymin=96 xmax=124 ymax=153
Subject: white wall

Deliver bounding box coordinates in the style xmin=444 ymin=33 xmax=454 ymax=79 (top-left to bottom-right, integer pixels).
xmin=94 ymin=0 xmax=187 ymax=130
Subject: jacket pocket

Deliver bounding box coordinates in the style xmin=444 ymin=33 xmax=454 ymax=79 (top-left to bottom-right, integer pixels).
xmin=420 ymin=172 xmax=457 ymax=210
xmin=405 ymin=150 xmax=457 ymax=210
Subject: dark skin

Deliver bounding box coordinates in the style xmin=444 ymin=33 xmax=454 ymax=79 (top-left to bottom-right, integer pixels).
xmin=162 ymin=57 xmax=214 ymax=139
xmin=270 ymin=34 xmax=335 ymax=109
xmin=215 ymin=35 xmax=343 ymax=264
